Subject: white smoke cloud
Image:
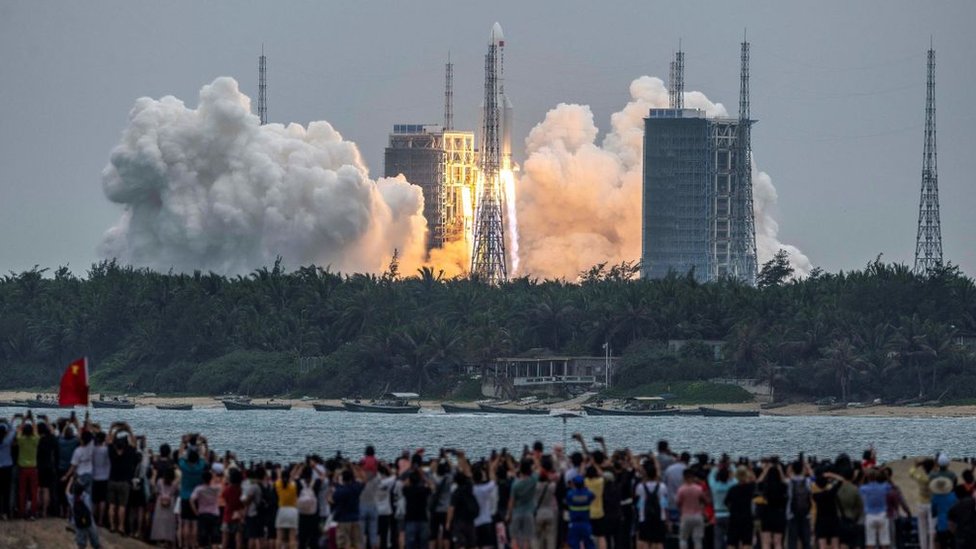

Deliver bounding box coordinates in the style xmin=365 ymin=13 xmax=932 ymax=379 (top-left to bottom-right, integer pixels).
xmin=99 ymin=77 xmax=428 ymax=275
xmin=516 ymin=75 xmax=810 ymax=279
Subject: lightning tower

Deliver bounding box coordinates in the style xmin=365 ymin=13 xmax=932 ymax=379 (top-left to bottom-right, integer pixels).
xmin=734 ymin=34 xmax=758 ymax=283
xmin=669 ymin=43 xmax=685 ymax=109
xmin=258 ymin=46 xmax=268 ymax=125
xmin=914 ymin=43 xmax=942 ymax=273
xmin=471 ymin=23 xmax=508 ymax=283
xmin=444 ymin=53 xmax=454 ymax=130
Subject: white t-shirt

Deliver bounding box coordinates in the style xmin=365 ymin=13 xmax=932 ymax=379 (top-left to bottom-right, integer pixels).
xmin=636 ymin=480 xmax=668 ymax=522
xmin=376 ymin=476 xmax=395 ymax=516
xmin=92 ymin=445 xmax=111 ymax=481
xmin=663 ymin=462 xmax=686 ymax=509
xmin=473 ymin=480 xmax=497 ymax=527
xmin=71 ymin=444 xmax=95 ymax=477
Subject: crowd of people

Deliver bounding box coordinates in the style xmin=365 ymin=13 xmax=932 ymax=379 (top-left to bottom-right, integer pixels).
xmin=2 ymin=409 xmax=976 ymax=549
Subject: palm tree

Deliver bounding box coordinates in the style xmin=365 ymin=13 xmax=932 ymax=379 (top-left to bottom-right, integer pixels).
xmin=817 ymin=338 xmax=865 ymax=403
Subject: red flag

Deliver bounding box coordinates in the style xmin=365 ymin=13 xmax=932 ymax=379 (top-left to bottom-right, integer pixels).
xmin=59 ymin=357 xmax=89 ymax=407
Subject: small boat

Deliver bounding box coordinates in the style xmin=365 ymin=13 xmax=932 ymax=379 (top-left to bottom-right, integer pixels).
xmin=441 ymin=403 xmax=485 ymax=414
xmin=477 ymin=403 xmax=550 ymax=415
xmin=583 ymin=396 xmax=678 ymax=417
xmin=344 ymin=393 xmax=422 ymax=414
xmin=16 ymin=395 xmax=68 ymax=409
xmin=343 ymin=393 xmax=421 ymax=414
xmin=223 ymin=399 xmax=291 ymax=411
xmin=699 ymin=406 xmax=760 ymax=417
xmin=760 ymin=402 xmax=789 ymax=410
xmin=312 ymin=403 xmax=345 ymax=412
xmin=156 ymin=404 xmax=193 ymax=411
xmin=93 ymin=396 xmax=136 ymax=409
xmin=0 ymin=400 xmax=23 ymax=407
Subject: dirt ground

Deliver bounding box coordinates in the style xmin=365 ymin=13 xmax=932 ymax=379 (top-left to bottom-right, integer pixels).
xmin=0 ymin=518 xmax=150 ymax=548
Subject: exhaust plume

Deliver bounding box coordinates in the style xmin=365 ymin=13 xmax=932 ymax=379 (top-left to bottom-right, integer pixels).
xmin=516 ymin=76 xmax=811 ymax=280
xmin=99 ymin=77 xmax=428 ymax=275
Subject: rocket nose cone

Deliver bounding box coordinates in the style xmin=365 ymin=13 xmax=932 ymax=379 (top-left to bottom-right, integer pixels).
xmin=490 ymin=22 xmax=504 ymax=45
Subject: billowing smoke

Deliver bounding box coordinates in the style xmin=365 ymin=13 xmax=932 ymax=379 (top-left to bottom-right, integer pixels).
xmin=99 ymin=77 xmax=428 ymax=275
xmin=516 ymin=76 xmax=811 ymax=279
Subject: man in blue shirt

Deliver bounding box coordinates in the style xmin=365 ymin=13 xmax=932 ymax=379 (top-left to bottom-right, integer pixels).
xmin=565 ymin=475 xmax=596 ymax=549
xmin=332 ymin=468 xmax=365 ymax=549
xmin=858 ymin=469 xmax=892 ymax=549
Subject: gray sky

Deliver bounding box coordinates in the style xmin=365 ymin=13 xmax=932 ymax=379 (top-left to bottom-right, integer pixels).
xmin=1 ymin=1 xmax=973 ymax=276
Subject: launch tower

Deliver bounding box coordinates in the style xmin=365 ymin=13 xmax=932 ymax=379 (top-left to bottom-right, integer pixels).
xmin=914 ymin=44 xmax=942 ymax=273
xmin=258 ymin=46 xmax=267 ymax=125
xmin=641 ymin=43 xmax=758 ymax=285
xmin=471 ymin=23 xmax=510 ymax=283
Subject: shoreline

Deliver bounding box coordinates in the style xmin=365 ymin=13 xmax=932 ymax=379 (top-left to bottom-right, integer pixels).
xmin=2 ymin=390 xmax=975 ymax=418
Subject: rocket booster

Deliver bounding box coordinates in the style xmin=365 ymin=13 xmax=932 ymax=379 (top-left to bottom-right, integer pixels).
xmin=489 ymin=22 xmax=513 ymax=171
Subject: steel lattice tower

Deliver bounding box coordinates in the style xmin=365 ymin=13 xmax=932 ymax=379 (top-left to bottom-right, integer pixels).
xmin=471 ymin=24 xmax=508 ymax=284
xmin=444 ymin=53 xmax=454 ymax=131
xmin=669 ymin=45 xmax=685 ymax=109
xmin=734 ymin=36 xmax=758 ymax=283
xmin=258 ymin=46 xmax=268 ymax=125
xmin=914 ymin=45 xmax=942 ymax=273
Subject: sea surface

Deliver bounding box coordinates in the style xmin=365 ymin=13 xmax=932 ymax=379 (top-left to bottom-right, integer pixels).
xmin=3 ymin=406 xmax=974 ymax=463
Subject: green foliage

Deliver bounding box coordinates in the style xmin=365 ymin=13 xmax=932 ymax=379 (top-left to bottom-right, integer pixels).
xmin=757 ymin=249 xmax=795 ymax=288
xmin=1 ymin=259 xmax=976 ymax=402
xmin=614 ymin=339 xmax=722 ymax=386
xmin=605 ymin=381 xmax=753 ymax=404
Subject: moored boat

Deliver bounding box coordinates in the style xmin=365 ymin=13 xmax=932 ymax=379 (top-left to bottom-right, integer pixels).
xmin=477 ymin=403 xmax=550 ymax=415
xmin=156 ymin=404 xmax=193 ymax=411
xmin=14 ymin=395 xmax=64 ymax=409
xmin=583 ymin=396 xmax=678 ymax=417
xmin=441 ymin=403 xmax=484 ymax=414
xmin=699 ymin=406 xmax=760 ymax=417
xmin=343 ymin=393 xmax=421 ymax=414
xmin=313 ymin=403 xmax=345 ymax=412
xmin=93 ymin=395 xmax=136 ymax=409
xmin=223 ymin=399 xmax=291 ymax=411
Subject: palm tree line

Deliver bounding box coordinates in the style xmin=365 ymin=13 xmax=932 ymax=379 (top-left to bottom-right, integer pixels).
xmin=1 ymin=252 xmax=973 ymax=402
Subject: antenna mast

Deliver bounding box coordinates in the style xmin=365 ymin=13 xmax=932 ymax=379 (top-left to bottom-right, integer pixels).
xmin=258 ymin=45 xmax=268 ymax=125
xmin=735 ymin=32 xmax=758 ymax=283
xmin=444 ymin=53 xmax=454 ymax=130
xmin=669 ymin=42 xmax=685 ymax=109
xmin=914 ymin=43 xmax=942 ymax=273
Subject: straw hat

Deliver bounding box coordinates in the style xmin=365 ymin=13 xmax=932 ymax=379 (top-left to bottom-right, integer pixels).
xmin=929 ymin=476 xmax=954 ymax=496
xmin=734 ymin=466 xmax=751 ymax=483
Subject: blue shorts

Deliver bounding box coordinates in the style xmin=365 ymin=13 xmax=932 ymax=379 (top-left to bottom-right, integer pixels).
xmin=567 ymin=522 xmax=595 ymax=549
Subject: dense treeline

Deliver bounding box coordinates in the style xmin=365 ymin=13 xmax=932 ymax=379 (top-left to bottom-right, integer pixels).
xmin=1 ymin=252 xmax=975 ymax=401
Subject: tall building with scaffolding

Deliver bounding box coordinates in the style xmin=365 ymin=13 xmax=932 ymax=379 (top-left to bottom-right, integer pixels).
xmin=384 ymin=55 xmax=479 ymax=254
xmin=641 ymin=43 xmax=757 ymax=284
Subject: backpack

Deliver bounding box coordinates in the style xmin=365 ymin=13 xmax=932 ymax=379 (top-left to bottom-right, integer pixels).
xmin=73 ymin=494 xmax=93 ymax=529
xmin=298 ymin=479 xmax=318 ymax=515
xmin=790 ymin=478 xmax=811 ymax=517
xmin=642 ymin=482 xmax=662 ymax=523
xmin=454 ymin=484 xmax=480 ymax=522
xmin=258 ymin=483 xmax=277 ymax=517
xmin=429 ymin=475 xmax=450 ymax=515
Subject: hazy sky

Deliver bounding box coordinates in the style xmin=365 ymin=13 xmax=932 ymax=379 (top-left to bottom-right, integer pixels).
xmin=1 ymin=1 xmax=973 ymax=276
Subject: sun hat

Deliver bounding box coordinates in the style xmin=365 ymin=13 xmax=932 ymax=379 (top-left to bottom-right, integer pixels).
xmin=734 ymin=465 xmax=751 ymax=483
xmin=211 ymin=462 xmax=225 ymax=475
xmin=937 ymin=454 xmax=950 ymax=467
xmin=929 ymin=476 xmax=953 ymax=496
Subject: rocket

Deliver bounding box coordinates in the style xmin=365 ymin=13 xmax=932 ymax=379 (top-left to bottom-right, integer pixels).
xmin=493 ymin=23 xmax=514 ymax=171
xmin=488 ymin=22 xmax=513 ymax=171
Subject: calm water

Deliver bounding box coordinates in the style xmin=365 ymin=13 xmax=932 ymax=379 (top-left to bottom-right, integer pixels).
xmin=3 ymin=407 xmax=974 ymax=463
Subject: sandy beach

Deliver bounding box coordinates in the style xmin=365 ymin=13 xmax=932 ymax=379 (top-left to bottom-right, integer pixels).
xmin=3 ymin=390 xmax=976 ymax=417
